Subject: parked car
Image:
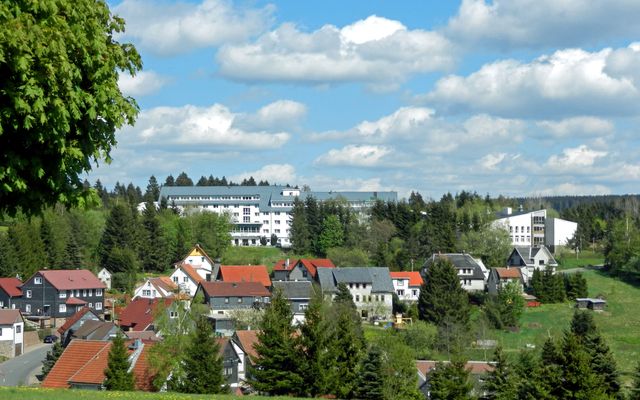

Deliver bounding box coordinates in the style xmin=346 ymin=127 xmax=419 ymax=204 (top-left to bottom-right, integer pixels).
xmin=43 ymin=335 xmax=58 ymax=343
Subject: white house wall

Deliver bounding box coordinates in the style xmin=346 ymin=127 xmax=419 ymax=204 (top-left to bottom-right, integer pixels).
xmin=545 ymin=218 xmax=578 ymax=248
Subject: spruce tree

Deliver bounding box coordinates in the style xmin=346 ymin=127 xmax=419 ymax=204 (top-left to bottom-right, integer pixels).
xmin=515 ymin=350 xmax=551 ymax=400
xmin=428 ymin=358 xmax=474 ymax=400
xmin=538 ymin=337 xmax=563 ymax=399
xmin=248 ymin=289 xmax=303 ymax=396
xmin=104 ymin=333 xmax=134 ymax=391
xmin=141 ymin=199 xmax=167 ymax=272
xmin=557 ymin=332 xmax=606 ymax=399
xmin=0 ymin=233 xmax=18 ymax=278
xmin=483 ymin=346 xmax=517 ymax=400
xmin=98 ymin=204 xmax=138 ymax=272
xmin=354 ymin=346 xmax=384 ymax=400
xmin=298 ymin=291 xmax=333 ymax=397
xmin=63 ymin=230 xmax=84 ymax=269
xmin=335 ymin=282 xmax=356 ymax=308
xmin=630 ymin=361 xmax=640 ymax=400
xmin=531 ymin=268 xmax=544 ymax=300
xmin=41 ymin=341 xmax=64 ymax=378
xmin=144 ymin=175 xmax=160 ymax=202
xmin=175 ymin=316 xmax=226 ymax=394
xmin=290 ymin=197 xmax=311 ymax=254
xmin=418 ymin=258 xmax=470 ymax=327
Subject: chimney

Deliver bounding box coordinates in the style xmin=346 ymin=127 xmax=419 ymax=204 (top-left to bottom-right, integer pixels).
xmin=285 ymin=258 xmax=289 ymax=268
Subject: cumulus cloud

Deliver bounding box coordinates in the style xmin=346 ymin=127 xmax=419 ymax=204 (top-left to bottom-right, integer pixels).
xmin=314 ymin=145 xmax=393 ymax=168
xmin=421 ymin=45 xmax=640 ymax=118
xmin=230 ymin=164 xmax=297 ymax=185
xmin=119 ymin=71 xmax=169 ymax=97
xmin=478 ymin=153 xmax=506 ymax=170
xmin=537 ymin=116 xmax=614 ymax=138
xmin=536 ymin=183 xmax=612 ymax=196
xmin=117 ymin=101 xmax=295 ymax=150
xmin=115 ymin=0 xmax=273 ymax=56
xmin=217 ymin=15 xmax=455 ymax=87
xmin=546 ymin=145 xmax=607 ymax=170
xmin=446 ymin=0 xmax=640 ymax=50
xmin=235 ymin=100 xmax=307 ymax=131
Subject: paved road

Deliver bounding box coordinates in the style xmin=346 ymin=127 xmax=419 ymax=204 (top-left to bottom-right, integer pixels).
xmin=0 ymin=344 xmax=51 ymax=386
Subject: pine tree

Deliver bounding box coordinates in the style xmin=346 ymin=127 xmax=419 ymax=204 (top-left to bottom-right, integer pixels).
xmin=104 ymin=334 xmax=134 ymax=391
xmin=515 ymin=350 xmax=551 ymax=400
xmin=329 ymin=298 xmax=365 ymax=399
xmin=418 ymin=257 xmax=470 ymax=327
xmin=175 ymin=172 xmax=193 ymax=186
xmin=483 ymin=346 xmax=517 ymax=400
xmin=40 ymin=218 xmax=56 ymax=268
xmin=428 ymin=358 xmax=474 ymax=400
xmin=298 ymin=291 xmax=333 ymax=397
xmin=98 ymin=204 xmax=138 ymax=271
xmin=354 ymin=346 xmax=384 ymax=400
xmin=334 ymin=282 xmax=356 ymax=308
xmin=531 ymin=268 xmax=544 ymax=300
xmin=290 ymin=198 xmax=311 ymax=254
xmin=164 ymin=175 xmax=175 ymax=186
xmin=144 ymin=175 xmax=160 ymax=202
xmin=41 ymin=341 xmax=64 ymax=378
xmin=248 ymin=289 xmax=303 ymax=396
xmin=538 ymin=337 xmax=563 ymax=399
xmin=557 ymin=332 xmax=606 ymax=399
xmin=141 ymin=200 xmax=167 ymax=272
xmin=630 ymin=361 xmax=640 ymax=400
xmin=175 ymin=316 xmax=226 ymax=394
xmin=63 ymin=232 xmax=84 ymax=269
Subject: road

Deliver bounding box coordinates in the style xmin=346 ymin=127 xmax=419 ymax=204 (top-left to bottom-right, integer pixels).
xmin=0 ymin=344 xmax=51 ymax=386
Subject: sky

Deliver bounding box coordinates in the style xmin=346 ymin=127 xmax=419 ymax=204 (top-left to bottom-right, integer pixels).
xmin=90 ymin=0 xmax=640 ymax=200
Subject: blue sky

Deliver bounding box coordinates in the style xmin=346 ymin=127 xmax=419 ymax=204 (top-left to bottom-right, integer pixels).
xmin=91 ymin=0 xmax=640 ymax=199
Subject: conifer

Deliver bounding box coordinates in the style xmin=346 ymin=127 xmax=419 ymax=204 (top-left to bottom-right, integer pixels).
xmin=354 ymin=346 xmax=384 ymax=400
xmin=41 ymin=341 xmax=64 ymax=378
xmin=298 ymin=291 xmax=333 ymax=397
xmin=104 ymin=333 xmax=134 ymax=391
xmin=428 ymin=358 xmax=474 ymax=400
xmin=483 ymin=346 xmax=517 ymax=400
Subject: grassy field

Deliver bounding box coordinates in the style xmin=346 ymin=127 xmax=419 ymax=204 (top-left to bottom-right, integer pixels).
xmin=556 ymin=249 xmax=605 ymax=270
xmin=221 ymin=247 xmax=311 ymax=272
xmin=0 ymin=387 xmax=305 ymax=400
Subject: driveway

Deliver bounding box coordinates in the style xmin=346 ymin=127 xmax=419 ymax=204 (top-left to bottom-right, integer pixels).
xmin=0 ymin=343 xmax=51 ymax=386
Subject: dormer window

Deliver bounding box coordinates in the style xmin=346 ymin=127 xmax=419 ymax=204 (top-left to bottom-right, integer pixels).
xmin=34 ymin=277 xmax=42 ymax=285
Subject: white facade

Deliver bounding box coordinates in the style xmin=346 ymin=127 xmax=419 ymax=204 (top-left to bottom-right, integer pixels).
xmin=342 ymin=283 xmax=393 ymax=320
xmin=169 ymin=267 xmax=205 ymax=296
xmin=545 ymin=217 xmax=578 ymax=249
xmin=97 ymin=268 xmax=112 ymax=290
xmin=0 ymin=312 xmax=23 ymax=358
xmin=493 ymin=208 xmax=547 ymax=247
xmin=133 ymin=279 xmax=175 ymax=299
xmin=390 ymin=278 xmax=420 ymax=302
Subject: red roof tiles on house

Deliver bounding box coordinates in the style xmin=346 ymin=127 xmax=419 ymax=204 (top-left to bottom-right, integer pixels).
xmin=389 ymin=271 xmax=424 ymax=287
xmin=220 ymin=265 xmax=271 ymax=287
xmin=0 ymin=277 xmax=22 ymax=297
xmin=180 ymin=263 xmax=204 ymax=284
xmin=273 ymin=258 xmax=336 ymax=278
xmin=38 ymin=270 xmax=106 ymax=290
xmin=42 ymin=340 xmax=110 ymax=388
xmin=118 ymin=298 xmax=174 ymax=331
xmin=199 ymin=281 xmax=271 ymax=298
xmin=234 ymin=330 xmax=259 ymax=362
xmin=494 ymin=267 xmax=522 ymax=279
xmin=66 ymin=297 xmax=87 ymax=305
xmin=0 ymin=309 xmax=22 ymax=325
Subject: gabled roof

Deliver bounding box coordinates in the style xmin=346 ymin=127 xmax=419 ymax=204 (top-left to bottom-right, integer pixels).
xmin=493 ymin=267 xmax=522 ymax=280
xmin=44 ymin=339 xmax=156 ymax=390
xmin=233 ymin=330 xmax=259 ymax=361
xmin=220 ymin=265 xmax=271 ymax=287
xmin=198 ymin=281 xmax=271 ymax=297
xmin=271 ymin=281 xmax=314 ymax=299
xmin=118 ymin=298 xmax=174 ymax=331
xmin=273 ymin=258 xmax=336 ymax=278
xmin=58 ymin=307 xmax=100 ymax=335
xmin=0 ymin=309 xmax=23 ymax=325
xmin=416 ymin=360 xmax=494 ymax=377
xmin=423 ymin=254 xmax=485 ymax=280
xmin=0 ymin=277 xmax=22 ymax=297
xmin=389 ymin=271 xmax=423 ymax=287
xmin=180 ymin=244 xmax=215 ymax=267
xmin=35 ymin=270 xmax=105 ymax=290
xmin=316 ymin=267 xmax=394 ymax=293
xmin=511 ymin=245 xmax=558 ymax=267
xmin=136 ymin=277 xmax=178 ymax=298
xmin=176 ymin=263 xmax=204 ymax=284
xmin=71 ymin=320 xmax=118 ymax=341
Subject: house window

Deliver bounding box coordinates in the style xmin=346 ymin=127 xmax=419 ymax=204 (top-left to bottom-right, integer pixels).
xmin=170 ymin=311 xmax=178 ymax=319
xmin=82 ymin=290 xmax=87 ymax=297
xmin=397 ymin=280 xmax=405 ymax=286
xmin=299 ymin=304 xmax=308 ymax=311
xmin=302 ymin=270 xmax=308 ymax=278
xmin=25 ymin=304 xmax=31 ymax=313
xmin=59 ymin=291 xmax=67 ymax=299
xmin=225 ymin=297 xmax=230 ymax=303
xmin=89 ymin=303 xmax=93 ymax=308
xmin=34 ymin=277 xmax=42 ymax=284
xmin=143 ymin=290 xmax=151 ymax=296
xmin=397 ymin=290 xmax=405 ymax=296
xmin=412 ymin=290 xmax=418 ymax=296
xmin=96 ymin=289 xmax=103 ymax=296
xmin=0 ymin=301 xmax=3 ymax=307
xmin=183 ymin=277 xmax=188 ymax=283
xmin=173 ymin=277 xmax=178 ymax=283
xmin=238 ymin=298 xmax=243 ymax=303
xmin=89 ymin=289 xmax=93 ymax=297
xmin=75 ymin=290 xmax=80 ymax=297
xmin=59 ymin=304 xmax=66 ymax=313
xmin=539 ymin=260 xmax=545 ymax=265
xmin=26 ymin=290 xmax=32 ymax=298
xmin=355 ymin=295 xmax=360 ymax=302
xmin=95 ymin=302 xmax=102 ymax=310
xmin=16 ymin=325 xmax=21 ymax=333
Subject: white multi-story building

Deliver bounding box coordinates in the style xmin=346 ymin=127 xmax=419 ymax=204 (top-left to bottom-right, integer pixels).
xmin=545 ymin=217 xmax=578 ymax=251
xmin=158 ymin=186 xmax=397 ymax=247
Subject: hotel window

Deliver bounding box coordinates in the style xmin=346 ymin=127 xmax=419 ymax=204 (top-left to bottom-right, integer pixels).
xmin=275 ymin=220 xmax=280 ymax=224
xmin=355 ymin=295 xmax=360 ymax=302
xmin=263 ymin=220 xmax=269 ymax=224
xmin=515 ymin=226 xmax=519 ymax=233
xmin=243 ymin=207 xmax=250 ymax=215
xmin=243 ymin=216 xmax=250 ymax=223
xmin=275 ymin=212 xmax=281 ymax=215
xmin=275 ymin=229 xmax=280 ymax=233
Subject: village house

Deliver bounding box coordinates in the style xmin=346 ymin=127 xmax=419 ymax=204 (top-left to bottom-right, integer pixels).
xmin=0 ymin=309 xmax=24 ymax=358
xmin=57 ymin=307 xmax=101 ymax=346
xmin=118 ymin=298 xmax=175 ymax=332
xmin=170 ymin=263 xmax=205 ymax=297
xmin=195 ymin=281 xmax=271 ymax=317
xmin=133 ymin=277 xmax=178 ymax=299
xmin=272 ymin=258 xmax=336 ymax=281
xmin=97 ymin=268 xmax=112 ymax=290
xmin=179 ymin=244 xmax=219 ymax=275
xmin=271 ymin=280 xmax=314 ymax=324
xmin=0 ymin=277 xmax=22 ymax=309
xmin=422 ymin=254 xmax=488 ymax=292
xmin=231 ymin=330 xmax=259 ymax=386
xmin=316 ymin=267 xmax=394 ymax=320
xmin=507 ymin=245 xmax=558 ymax=284
xmin=68 ymin=320 xmax=120 ymax=342
xmin=18 ymin=269 xmax=105 ymax=326
xmin=218 ymin=265 xmax=272 ymax=289
xmin=389 ymin=271 xmax=423 ymax=302
xmin=217 ymin=337 xmax=242 ymax=389
xmin=487 ymin=267 xmax=524 ymax=294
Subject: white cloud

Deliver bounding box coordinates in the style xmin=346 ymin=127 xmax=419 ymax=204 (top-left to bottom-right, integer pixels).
xmin=115 ymin=0 xmax=273 ymax=56
xmin=236 ymin=100 xmax=307 ymax=131
xmin=230 ymin=164 xmax=297 ymax=185
xmin=422 ymin=45 xmax=640 ymax=118
xmin=118 ymin=71 xmax=169 ymax=97
xmin=546 ymin=145 xmax=607 ymax=169
xmin=117 ymin=102 xmax=292 ymax=150
xmin=478 ymin=153 xmax=506 ymax=170
xmin=217 ymin=15 xmax=455 ymax=87
xmin=535 ymin=183 xmax=612 ymax=196
xmin=314 ymin=145 xmax=393 ymax=168
xmin=446 ymin=0 xmax=640 ymax=50
xmin=537 ymin=116 xmax=614 ymax=138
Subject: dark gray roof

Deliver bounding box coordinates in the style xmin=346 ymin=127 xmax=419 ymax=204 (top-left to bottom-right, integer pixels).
xmin=317 ymin=267 xmax=394 ymax=293
xmin=72 ymin=320 xmax=118 ymax=340
xmin=422 ymin=254 xmax=485 ymax=280
xmin=271 ymin=281 xmax=314 ymax=299
xmin=513 ymin=245 xmax=558 ymax=266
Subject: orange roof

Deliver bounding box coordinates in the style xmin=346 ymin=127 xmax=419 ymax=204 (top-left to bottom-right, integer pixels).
xmin=389 ymin=271 xmax=423 ymax=287
xmin=57 ymin=307 xmax=99 ymax=335
xmin=220 ymin=265 xmax=271 ymax=287
xmin=179 ymin=263 xmax=204 ymax=284
xmin=0 ymin=277 xmax=22 ymax=297
xmin=68 ymin=344 xmax=111 ymax=385
xmin=118 ymin=298 xmax=174 ymax=331
xmin=273 ymin=258 xmax=336 ymax=278
xmin=42 ymin=340 xmax=110 ymax=388
xmin=494 ymin=267 xmax=522 ymax=279
xmin=234 ymin=330 xmax=259 ymax=361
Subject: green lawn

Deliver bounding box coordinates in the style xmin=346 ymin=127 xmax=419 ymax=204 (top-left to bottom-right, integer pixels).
xmin=556 ymin=249 xmax=605 ymax=270
xmin=480 ymin=270 xmax=640 ymax=375
xmin=221 ymin=247 xmax=311 ymax=272
xmin=0 ymin=387 xmax=304 ymax=400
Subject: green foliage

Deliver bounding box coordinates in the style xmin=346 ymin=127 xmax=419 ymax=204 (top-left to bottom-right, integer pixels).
xmin=141 ymin=200 xmax=168 ymax=272
xmin=318 ymin=215 xmax=345 ymax=256
xmin=485 ymin=280 xmax=525 ymax=329
xmin=605 ymin=217 xmax=640 ymax=279
xmin=483 ymin=346 xmax=517 ymax=400
xmin=630 ymin=361 xmax=640 ymax=400
xmin=249 ymin=289 xmax=303 ymax=396
xmin=187 ymin=211 xmax=231 ymax=259
xmin=173 ymin=316 xmax=226 ymax=394
xmin=400 ymin=320 xmax=436 ymax=359
xmin=458 ymin=225 xmax=512 ymax=268
xmin=290 ymin=198 xmax=311 ymax=254
xmin=0 ymin=0 xmax=141 ymax=216
xmin=532 ymin=266 xmax=566 ymax=303
xmin=557 ymin=332 xmax=607 ymax=399
xmin=98 ymin=204 xmax=138 ymax=271
xmin=428 ymin=358 xmax=475 ymax=400
xmin=0 ymin=232 xmax=18 ymax=277
xmin=373 ymin=333 xmax=423 ymax=400
xmin=104 ymin=334 xmax=134 ymax=391
xmin=418 ymin=258 xmax=470 ymax=328
xmin=564 ymin=272 xmax=589 ymax=300
xmin=354 ymin=346 xmax=384 ymax=400
xmin=326 ymin=246 xmax=370 ymax=267
xmin=41 ymin=341 xmax=64 ymax=378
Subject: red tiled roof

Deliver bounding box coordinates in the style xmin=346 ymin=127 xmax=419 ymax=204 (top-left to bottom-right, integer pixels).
xmin=199 ymin=281 xmax=271 ymax=298
xmin=44 ymin=340 xmax=156 ymax=390
xmin=416 ymin=360 xmax=494 ymax=377
xmin=390 ymin=271 xmax=423 ymax=287
xmin=494 ymin=267 xmax=522 ymax=279
xmin=180 ymin=263 xmax=204 ymax=284
xmin=0 ymin=309 xmax=22 ymax=325
xmin=37 ymin=270 xmax=105 ymax=290
xmin=118 ymin=298 xmax=174 ymax=331
xmin=220 ymin=265 xmax=271 ymax=287
xmin=66 ymin=297 xmax=88 ymax=305
xmin=0 ymin=277 xmax=22 ymax=297
xmin=273 ymin=258 xmax=336 ymax=278
xmin=57 ymin=307 xmax=98 ymax=335
xmin=234 ymin=330 xmax=259 ymax=361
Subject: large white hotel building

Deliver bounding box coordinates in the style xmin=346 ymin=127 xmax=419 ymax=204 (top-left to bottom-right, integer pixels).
xmin=158 ymin=186 xmax=397 ymax=247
